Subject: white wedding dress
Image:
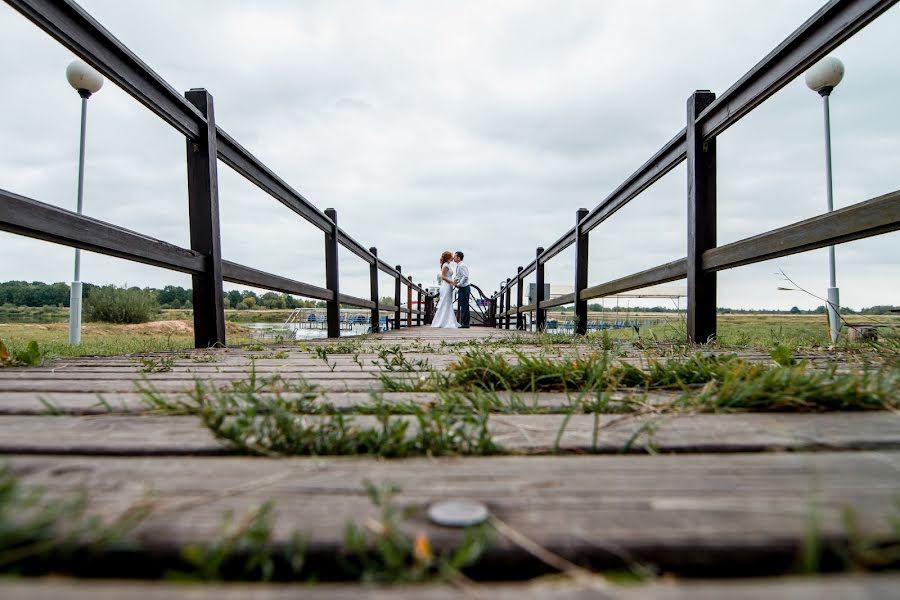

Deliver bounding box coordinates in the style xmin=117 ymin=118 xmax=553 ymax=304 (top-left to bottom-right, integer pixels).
xmin=431 ymin=265 xmax=460 ymax=329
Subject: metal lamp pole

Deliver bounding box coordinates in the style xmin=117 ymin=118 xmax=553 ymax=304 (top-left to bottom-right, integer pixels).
xmin=65 ymin=60 xmax=104 ymax=345
xmin=805 ymin=56 xmax=844 ymax=344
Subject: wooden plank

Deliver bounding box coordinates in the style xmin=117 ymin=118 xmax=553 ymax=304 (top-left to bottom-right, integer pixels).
xmin=5 ymin=452 xmax=899 ymax=573
xmin=539 ymin=293 xmax=575 ymax=310
xmin=698 ymin=0 xmax=897 ymax=141
xmin=336 ymin=295 xmax=377 ymax=310
xmin=1 ymin=413 xmax=896 ymax=455
xmin=702 ymin=190 xmax=900 ymax=272
xmin=221 ymin=261 xmax=332 ymax=301
xmin=337 ymin=228 xmax=376 ymax=265
xmin=581 ymin=129 xmax=687 ymax=234
xmin=0 ymin=189 xmax=205 ymax=275
xmin=0 ymin=391 xmax=622 ymax=415
xmin=216 ymin=129 xmax=333 ymax=232
xmin=3 ymin=574 xmax=899 ymax=599
xmin=324 ymin=209 xmax=341 ymax=338
xmin=369 ymin=247 xmax=381 ymax=332
xmin=574 ymin=209 xmax=589 ymax=335
xmin=185 ymin=88 xmax=226 ymax=348
xmin=686 ymin=91 xmax=717 ymax=345
xmin=5 ymin=0 xmax=203 ymax=139
xmin=537 ymin=227 xmax=576 ymax=264
xmin=581 ymin=259 xmax=687 ymax=301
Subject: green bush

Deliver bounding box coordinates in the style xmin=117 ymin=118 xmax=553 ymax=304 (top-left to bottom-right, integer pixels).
xmin=83 ymin=285 xmax=159 ymax=324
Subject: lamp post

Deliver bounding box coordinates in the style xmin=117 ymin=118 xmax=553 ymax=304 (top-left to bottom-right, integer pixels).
xmin=805 ymin=56 xmax=844 ymax=344
xmin=65 ymin=60 xmax=104 ymax=345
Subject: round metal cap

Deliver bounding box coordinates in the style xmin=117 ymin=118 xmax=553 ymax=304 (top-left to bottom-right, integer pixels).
xmin=427 ymin=499 xmax=489 ymax=527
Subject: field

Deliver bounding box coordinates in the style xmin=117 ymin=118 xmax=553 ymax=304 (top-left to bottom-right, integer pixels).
xmin=0 ymin=320 xmax=254 ymax=359
xmin=1 ymin=306 xmax=898 ymax=361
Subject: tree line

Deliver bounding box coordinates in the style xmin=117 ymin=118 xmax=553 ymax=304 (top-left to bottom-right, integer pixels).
xmin=0 ymin=281 xmax=326 ymax=310
xmin=2 ymin=281 xmax=896 ymax=314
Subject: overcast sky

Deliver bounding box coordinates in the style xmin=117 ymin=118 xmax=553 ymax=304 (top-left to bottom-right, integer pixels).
xmin=1 ymin=0 xmax=897 ymax=310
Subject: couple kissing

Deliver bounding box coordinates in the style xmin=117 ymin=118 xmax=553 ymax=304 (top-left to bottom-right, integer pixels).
xmin=431 ymin=250 xmax=470 ymax=329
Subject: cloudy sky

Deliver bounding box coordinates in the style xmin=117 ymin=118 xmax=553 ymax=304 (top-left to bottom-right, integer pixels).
xmin=1 ymin=0 xmax=897 ymax=310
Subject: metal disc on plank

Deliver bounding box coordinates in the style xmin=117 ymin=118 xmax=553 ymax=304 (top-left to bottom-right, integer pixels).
xmin=427 ymin=499 xmax=489 ymax=527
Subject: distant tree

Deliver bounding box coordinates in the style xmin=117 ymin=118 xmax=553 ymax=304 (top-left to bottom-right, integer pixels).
xmin=83 ymin=285 xmax=158 ymax=324
xmin=260 ymin=292 xmax=286 ymax=309
xmin=226 ymin=290 xmax=242 ymax=309
xmin=789 ymin=306 xmax=801 ymax=314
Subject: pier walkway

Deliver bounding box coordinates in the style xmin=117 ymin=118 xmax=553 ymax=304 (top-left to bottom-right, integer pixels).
xmin=1 ymin=327 xmax=898 ymax=597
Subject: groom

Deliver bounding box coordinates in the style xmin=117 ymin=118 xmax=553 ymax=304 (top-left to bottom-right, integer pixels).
xmin=453 ymin=251 xmax=471 ymax=328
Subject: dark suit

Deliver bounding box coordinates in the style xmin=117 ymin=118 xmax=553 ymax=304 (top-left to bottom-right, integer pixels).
xmin=458 ymin=284 xmax=471 ymax=327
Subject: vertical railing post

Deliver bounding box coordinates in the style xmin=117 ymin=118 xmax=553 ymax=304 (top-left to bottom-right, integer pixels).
xmin=407 ymin=276 xmax=413 ymax=328
xmin=417 ymin=286 xmax=423 ymax=326
xmin=516 ymin=266 xmax=524 ymax=330
xmin=497 ymin=287 xmax=504 ymax=329
xmin=505 ymin=278 xmax=512 ymax=330
xmin=394 ymin=266 xmax=402 ymax=330
xmin=686 ymin=90 xmax=717 ymax=344
xmin=491 ymin=293 xmax=497 ymax=328
xmin=574 ymin=208 xmax=589 ymax=335
xmin=185 ymin=88 xmax=225 ymax=348
xmin=369 ymin=247 xmax=379 ymax=333
xmin=425 ymin=292 xmax=434 ymax=325
xmin=324 ymin=208 xmax=340 ymax=338
xmin=535 ymin=247 xmax=546 ymax=331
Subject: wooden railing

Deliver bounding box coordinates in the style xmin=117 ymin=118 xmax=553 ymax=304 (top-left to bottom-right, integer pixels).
xmin=0 ymin=0 xmax=428 ymax=346
xmin=491 ymin=0 xmax=900 ymax=342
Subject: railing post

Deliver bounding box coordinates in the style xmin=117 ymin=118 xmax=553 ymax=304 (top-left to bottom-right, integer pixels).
xmin=394 ymin=266 xmax=402 ymax=330
xmin=687 ymin=90 xmax=717 ymax=343
xmin=184 ymin=88 xmax=225 ymax=348
xmin=535 ymin=247 xmax=546 ymax=331
xmin=503 ymin=277 xmax=512 ymax=329
xmin=369 ymin=247 xmax=379 ymax=333
xmin=407 ymin=276 xmax=413 ymax=328
xmin=495 ymin=291 xmax=501 ymax=329
xmin=516 ymin=266 xmax=524 ymax=330
xmin=417 ymin=285 xmax=423 ymax=326
xmin=425 ymin=292 xmax=434 ymax=325
xmin=574 ymin=208 xmax=589 ymax=335
xmin=324 ymin=208 xmax=340 ymax=338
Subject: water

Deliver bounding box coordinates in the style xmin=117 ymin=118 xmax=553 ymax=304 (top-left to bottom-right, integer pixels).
xmin=245 ymin=322 xmax=372 ymax=340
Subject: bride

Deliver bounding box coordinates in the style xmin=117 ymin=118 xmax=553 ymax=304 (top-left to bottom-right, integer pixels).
xmin=431 ymin=250 xmax=460 ymax=329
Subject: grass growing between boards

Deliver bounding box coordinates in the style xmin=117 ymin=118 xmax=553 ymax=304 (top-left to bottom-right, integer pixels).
xmin=0 ymin=467 xmax=488 ymax=583
xmin=136 ymin=369 xmax=500 ymax=457
xmin=795 ymin=501 xmax=900 ymax=575
xmin=178 ymin=480 xmax=490 ymax=584
xmin=382 ymin=347 xmax=899 ymax=413
xmin=0 ymin=466 xmax=150 ymax=572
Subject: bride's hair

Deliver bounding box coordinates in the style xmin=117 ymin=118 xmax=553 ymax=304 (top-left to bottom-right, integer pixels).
xmin=439 ymin=250 xmax=453 ymax=265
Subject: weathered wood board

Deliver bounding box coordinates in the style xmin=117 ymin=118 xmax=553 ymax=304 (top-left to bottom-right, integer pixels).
xmin=2 ymin=574 xmax=899 ymax=599
xmin=0 ymin=413 xmax=897 ymax=455
xmin=5 ymin=451 xmax=899 ymax=573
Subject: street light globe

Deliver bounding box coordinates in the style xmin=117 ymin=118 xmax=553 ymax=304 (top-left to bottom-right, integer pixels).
xmin=805 ymin=56 xmax=844 ymax=95
xmin=66 ymin=59 xmax=104 ymax=95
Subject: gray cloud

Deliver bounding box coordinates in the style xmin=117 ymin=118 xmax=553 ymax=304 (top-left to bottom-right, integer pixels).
xmin=1 ymin=0 xmax=897 ymax=311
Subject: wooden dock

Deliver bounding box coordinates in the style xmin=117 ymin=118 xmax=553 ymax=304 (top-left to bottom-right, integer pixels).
xmin=1 ymin=327 xmax=898 ymax=597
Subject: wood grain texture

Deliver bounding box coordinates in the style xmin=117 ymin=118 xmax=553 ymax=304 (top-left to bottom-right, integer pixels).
xmin=3 ymin=574 xmax=899 ymax=600
xmin=0 ymin=413 xmax=897 ymax=456
xmin=5 ymin=452 xmax=899 ymax=572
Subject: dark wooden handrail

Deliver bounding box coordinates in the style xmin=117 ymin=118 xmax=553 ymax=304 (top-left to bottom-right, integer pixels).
xmin=1 ymin=0 xmax=428 ymax=344
xmin=493 ymin=0 xmax=900 ymax=341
